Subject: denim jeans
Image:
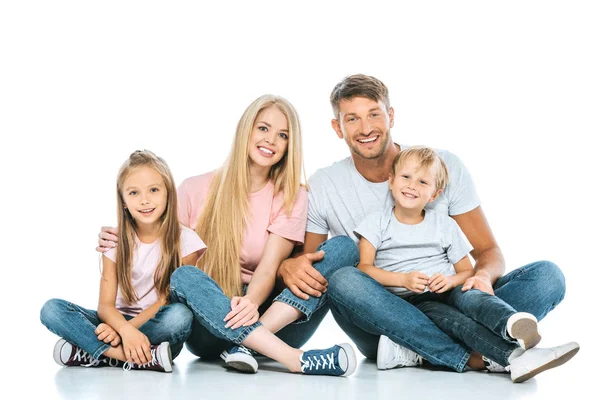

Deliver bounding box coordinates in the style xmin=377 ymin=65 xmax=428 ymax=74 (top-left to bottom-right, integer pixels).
xmin=40 ymin=299 xmax=193 ymax=360
xmin=171 ymin=236 xmax=356 ymax=359
xmin=327 ymin=234 xmax=566 ymax=372
xmin=410 ymin=261 xmax=566 ymax=366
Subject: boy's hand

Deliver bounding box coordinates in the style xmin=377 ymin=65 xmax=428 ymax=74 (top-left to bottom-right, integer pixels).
xmin=429 ymin=273 xmax=452 ymax=293
xmin=399 ymin=271 xmax=429 ymax=293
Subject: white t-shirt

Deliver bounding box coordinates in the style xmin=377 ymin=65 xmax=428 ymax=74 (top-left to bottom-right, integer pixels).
xmin=105 ymin=225 xmax=206 ymax=316
xmin=307 ymin=146 xmax=480 ymax=240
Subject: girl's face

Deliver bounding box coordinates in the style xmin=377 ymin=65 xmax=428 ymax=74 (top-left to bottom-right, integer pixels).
xmin=121 ymin=165 xmax=167 ymax=230
xmin=247 ymin=106 xmax=290 ymax=171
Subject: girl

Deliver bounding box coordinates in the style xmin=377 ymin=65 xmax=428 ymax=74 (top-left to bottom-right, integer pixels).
xmin=98 ymin=95 xmax=357 ymax=376
xmin=41 ymin=150 xmax=206 ymax=373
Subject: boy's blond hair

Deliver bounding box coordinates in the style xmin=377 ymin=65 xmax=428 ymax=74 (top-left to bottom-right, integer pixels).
xmin=391 ymin=146 xmax=449 ymax=191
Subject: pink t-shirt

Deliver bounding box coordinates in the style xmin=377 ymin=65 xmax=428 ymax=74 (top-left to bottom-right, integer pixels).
xmin=105 ymin=225 xmax=206 ymax=316
xmin=177 ymin=171 xmax=308 ymax=284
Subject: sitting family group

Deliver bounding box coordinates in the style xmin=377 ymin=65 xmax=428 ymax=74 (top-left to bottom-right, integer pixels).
xmin=40 ymin=74 xmax=579 ymax=383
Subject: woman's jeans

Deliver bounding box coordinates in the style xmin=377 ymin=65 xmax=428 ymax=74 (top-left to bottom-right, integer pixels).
xmin=40 ymin=299 xmax=193 ymax=360
xmin=170 ymin=235 xmax=356 ymax=359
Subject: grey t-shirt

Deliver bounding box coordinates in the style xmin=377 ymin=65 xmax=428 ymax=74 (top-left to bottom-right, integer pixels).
xmin=307 ymin=146 xmax=480 ymax=240
xmin=353 ymin=207 xmax=473 ymax=297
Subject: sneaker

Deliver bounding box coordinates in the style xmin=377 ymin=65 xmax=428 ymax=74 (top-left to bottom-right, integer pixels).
xmin=53 ymin=339 xmax=119 ymax=367
xmin=300 ymin=343 xmax=356 ymax=377
xmin=482 ymin=355 xmax=509 ymax=373
xmin=509 ymin=342 xmax=580 ymax=383
xmin=220 ymin=345 xmax=258 ymax=373
xmin=506 ymin=312 xmax=541 ymax=349
xmin=123 ymin=342 xmax=173 ymax=373
xmin=377 ymin=335 xmax=423 ymax=370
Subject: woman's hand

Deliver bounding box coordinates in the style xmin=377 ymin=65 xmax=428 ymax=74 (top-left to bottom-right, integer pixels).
xmin=224 ymin=296 xmax=259 ymax=329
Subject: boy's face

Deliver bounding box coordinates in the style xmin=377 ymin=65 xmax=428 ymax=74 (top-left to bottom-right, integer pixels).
xmin=331 ymin=97 xmax=394 ymax=160
xmin=389 ymin=156 xmax=441 ymax=212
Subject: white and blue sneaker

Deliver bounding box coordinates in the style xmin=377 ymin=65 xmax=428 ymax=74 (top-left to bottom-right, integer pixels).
xmin=300 ymin=343 xmax=356 ymax=377
xmin=220 ymin=345 xmax=258 ymax=373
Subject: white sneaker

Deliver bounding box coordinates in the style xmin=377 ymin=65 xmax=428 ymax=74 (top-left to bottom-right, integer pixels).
xmin=482 ymin=355 xmax=509 ymax=373
xmin=506 ymin=312 xmax=541 ymax=349
xmin=509 ymin=342 xmax=580 ymax=383
xmin=377 ymin=335 xmax=423 ymax=370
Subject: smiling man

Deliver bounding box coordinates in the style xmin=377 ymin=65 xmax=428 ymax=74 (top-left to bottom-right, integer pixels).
xmin=277 ymin=74 xmax=568 ymax=373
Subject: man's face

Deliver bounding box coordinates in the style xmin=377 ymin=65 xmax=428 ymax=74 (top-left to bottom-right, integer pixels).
xmin=331 ymin=97 xmax=394 ymax=160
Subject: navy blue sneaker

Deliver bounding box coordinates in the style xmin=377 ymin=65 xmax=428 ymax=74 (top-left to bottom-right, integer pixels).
xmin=300 ymin=343 xmax=356 ymax=376
xmin=220 ymin=345 xmax=258 ymax=373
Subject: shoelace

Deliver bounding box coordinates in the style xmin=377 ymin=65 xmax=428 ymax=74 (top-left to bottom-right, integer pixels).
xmin=393 ymin=345 xmax=421 ymax=365
xmin=301 ymin=352 xmax=336 ymax=372
xmin=72 ymin=347 xmax=103 ymax=367
xmin=122 ymin=348 xmax=158 ymax=371
xmin=236 ymin=345 xmax=253 ymax=356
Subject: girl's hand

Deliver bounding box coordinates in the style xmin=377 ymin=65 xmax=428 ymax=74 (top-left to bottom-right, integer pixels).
xmin=429 ymin=273 xmax=452 ymax=293
xmin=119 ymin=324 xmax=152 ymax=365
xmin=399 ymin=271 xmax=429 ymax=293
xmin=224 ymin=296 xmax=259 ymax=329
xmin=95 ymin=323 xmax=121 ymax=346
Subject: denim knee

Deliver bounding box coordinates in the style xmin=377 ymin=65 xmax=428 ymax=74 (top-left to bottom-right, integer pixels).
xmin=318 ymin=236 xmax=359 ymax=267
xmin=161 ymin=303 xmax=193 ymax=337
xmin=171 ymin=266 xmax=210 ymax=294
xmin=532 ymin=260 xmax=566 ymax=304
xmin=328 ymin=266 xmax=365 ymax=299
xmin=40 ymin=298 xmax=68 ymax=327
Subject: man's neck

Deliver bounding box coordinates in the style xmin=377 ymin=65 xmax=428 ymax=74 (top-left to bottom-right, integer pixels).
xmin=352 ymin=143 xmax=401 ymax=183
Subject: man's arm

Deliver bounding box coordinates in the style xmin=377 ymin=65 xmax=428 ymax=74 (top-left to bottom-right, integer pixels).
xmin=452 ymin=206 xmax=505 ymax=295
xmin=276 ymin=232 xmax=328 ymax=300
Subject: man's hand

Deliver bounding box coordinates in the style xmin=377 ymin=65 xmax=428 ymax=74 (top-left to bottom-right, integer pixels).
xmin=96 ymin=226 xmax=118 ymax=253
xmin=462 ymin=273 xmax=495 ymax=295
xmin=279 ymin=251 xmax=326 ymax=300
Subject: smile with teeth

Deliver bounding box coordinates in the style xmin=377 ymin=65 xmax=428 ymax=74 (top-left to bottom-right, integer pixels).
xmin=258 ymin=146 xmax=275 ymax=155
xmin=401 ymin=192 xmax=417 ymax=199
xmin=138 ymin=208 xmax=155 ymax=214
xmin=358 ymin=136 xmax=378 ymax=144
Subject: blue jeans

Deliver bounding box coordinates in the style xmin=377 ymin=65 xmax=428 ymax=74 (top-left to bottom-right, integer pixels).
xmin=411 ymin=261 xmax=566 ymax=366
xmin=171 ymin=236 xmax=355 ymax=359
xmin=327 ymin=235 xmax=566 ymax=372
xmin=40 ymin=299 xmax=193 ymax=360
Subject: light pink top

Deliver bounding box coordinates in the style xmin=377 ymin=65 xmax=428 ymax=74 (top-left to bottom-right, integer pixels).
xmin=105 ymin=226 xmax=206 ymax=316
xmin=177 ymin=171 xmax=308 ymax=284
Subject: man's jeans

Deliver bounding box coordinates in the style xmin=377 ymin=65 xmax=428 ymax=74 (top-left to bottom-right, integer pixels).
xmin=40 ymin=299 xmax=193 ymax=360
xmin=170 ymin=236 xmax=355 ymax=359
xmin=327 ymin=239 xmax=566 ymax=371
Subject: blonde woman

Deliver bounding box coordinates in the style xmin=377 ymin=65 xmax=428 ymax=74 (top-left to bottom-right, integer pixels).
xmin=97 ymin=95 xmax=357 ymax=376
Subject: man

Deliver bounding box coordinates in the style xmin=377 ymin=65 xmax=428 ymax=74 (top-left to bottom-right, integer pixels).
xmin=278 ymin=74 xmax=569 ymax=373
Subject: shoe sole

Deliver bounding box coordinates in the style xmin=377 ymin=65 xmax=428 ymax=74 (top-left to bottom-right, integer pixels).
xmin=376 ymin=335 xmax=392 ymax=370
xmin=157 ymin=343 xmax=173 ymax=373
xmin=53 ymin=339 xmax=68 ymax=366
xmin=512 ymin=346 xmax=580 ymax=383
xmin=339 ymin=343 xmax=357 ymax=377
xmin=509 ymin=315 xmax=541 ymax=350
xmin=222 ymin=352 xmax=258 ymax=373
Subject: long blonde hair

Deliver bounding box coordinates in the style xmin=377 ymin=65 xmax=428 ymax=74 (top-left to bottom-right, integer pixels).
xmin=115 ymin=150 xmax=181 ymax=304
xmin=196 ymin=95 xmax=305 ymax=297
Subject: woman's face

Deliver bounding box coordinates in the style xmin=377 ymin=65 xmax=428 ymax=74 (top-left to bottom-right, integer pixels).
xmin=247 ymin=106 xmax=290 ymax=170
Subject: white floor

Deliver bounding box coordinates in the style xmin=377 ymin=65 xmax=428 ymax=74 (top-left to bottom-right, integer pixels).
xmin=11 ymin=307 xmax=593 ymax=400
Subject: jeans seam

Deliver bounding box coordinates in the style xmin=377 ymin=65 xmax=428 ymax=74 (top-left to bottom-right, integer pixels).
xmin=329 ymin=291 xmax=468 ymax=371
xmin=68 ymin=302 xmax=109 ymax=359
xmin=171 ymin=287 xmax=260 ymax=345
xmin=426 ymin=309 xmax=514 ymax=365
xmin=274 ymin=296 xmax=312 ymax=321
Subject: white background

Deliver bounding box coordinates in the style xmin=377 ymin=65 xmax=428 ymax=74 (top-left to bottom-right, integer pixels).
xmin=1 ymin=1 xmax=598 ymax=397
